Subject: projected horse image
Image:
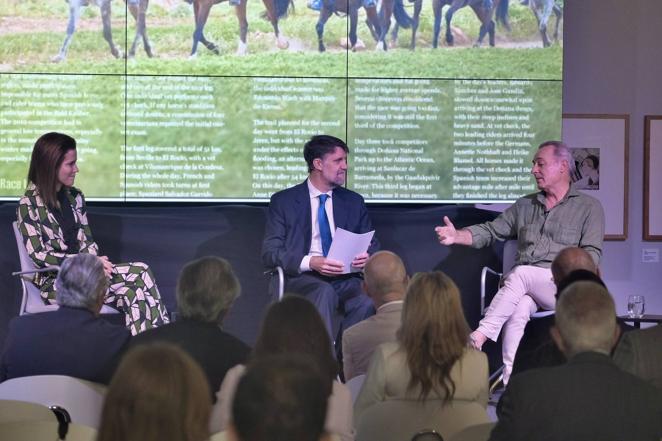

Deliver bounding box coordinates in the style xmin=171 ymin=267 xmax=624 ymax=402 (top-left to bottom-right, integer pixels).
xmin=53 ymin=0 xmax=153 ymax=62
xmin=316 ymin=0 xmax=382 ymax=52
xmin=370 ymin=0 xmax=419 ymax=50
xmin=189 ymin=0 xmax=291 ymax=56
xmin=387 ymin=0 xmax=421 ymax=50
xmin=433 ymin=0 xmax=510 ymax=48
xmin=528 ymin=0 xmax=562 ymax=47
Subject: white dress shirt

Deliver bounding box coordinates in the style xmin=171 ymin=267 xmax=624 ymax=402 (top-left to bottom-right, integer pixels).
xmin=299 ymin=178 xmax=336 ymax=272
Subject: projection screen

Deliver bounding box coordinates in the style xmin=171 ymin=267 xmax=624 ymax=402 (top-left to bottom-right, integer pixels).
xmin=0 ymin=0 xmax=563 ymax=203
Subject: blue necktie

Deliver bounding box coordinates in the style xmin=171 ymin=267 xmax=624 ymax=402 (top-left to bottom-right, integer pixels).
xmin=318 ymin=194 xmax=332 ymax=257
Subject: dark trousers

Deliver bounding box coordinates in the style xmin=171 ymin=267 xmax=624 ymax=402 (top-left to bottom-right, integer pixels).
xmin=286 ymin=272 xmax=374 ymax=345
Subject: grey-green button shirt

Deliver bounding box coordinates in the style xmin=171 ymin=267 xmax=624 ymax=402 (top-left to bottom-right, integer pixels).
xmin=466 ymin=185 xmax=604 ymax=268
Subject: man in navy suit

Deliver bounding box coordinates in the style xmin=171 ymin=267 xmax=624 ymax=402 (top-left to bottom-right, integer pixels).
xmin=262 ymin=135 xmax=378 ymax=343
xmin=0 ymin=254 xmax=130 ymax=384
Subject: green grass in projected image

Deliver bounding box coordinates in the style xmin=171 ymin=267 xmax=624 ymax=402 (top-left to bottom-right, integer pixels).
xmin=0 ymin=0 xmax=562 ymax=79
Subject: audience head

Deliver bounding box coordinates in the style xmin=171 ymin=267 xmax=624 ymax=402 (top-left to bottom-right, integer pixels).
xmin=551 ymin=281 xmax=619 ymax=358
xmin=303 ymin=135 xmax=349 ymax=173
xmin=176 ymin=256 xmax=240 ymax=324
xmin=55 ymin=253 xmax=108 ymax=313
xmin=28 ymin=132 xmax=78 ymax=208
xmin=253 ymin=295 xmax=337 ymax=381
xmin=537 ymin=140 xmax=575 ymax=177
xmin=551 ymin=247 xmax=597 ymax=286
xmin=230 ymin=355 xmax=332 ymax=441
xmin=555 ymin=269 xmax=606 ymax=300
xmin=362 ymin=251 xmax=408 ymax=308
xmin=98 ymin=343 xmax=211 ymax=441
xmin=398 ymin=271 xmax=470 ymax=403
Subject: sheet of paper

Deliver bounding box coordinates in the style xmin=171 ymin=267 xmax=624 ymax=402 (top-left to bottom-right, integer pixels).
xmin=327 ymin=228 xmax=375 ymax=274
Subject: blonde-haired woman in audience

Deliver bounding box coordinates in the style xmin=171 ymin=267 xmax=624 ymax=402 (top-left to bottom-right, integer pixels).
xmin=98 ymin=343 xmax=211 ymax=441
xmin=218 ymin=295 xmax=354 ymax=441
xmin=354 ymin=271 xmax=489 ymax=438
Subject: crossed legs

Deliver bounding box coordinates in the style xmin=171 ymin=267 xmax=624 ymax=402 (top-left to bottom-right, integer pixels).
xmin=471 ymin=265 xmax=556 ymax=384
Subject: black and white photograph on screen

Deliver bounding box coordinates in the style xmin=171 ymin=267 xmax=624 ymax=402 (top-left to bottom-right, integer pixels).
xmin=571 ymin=147 xmax=600 ymax=191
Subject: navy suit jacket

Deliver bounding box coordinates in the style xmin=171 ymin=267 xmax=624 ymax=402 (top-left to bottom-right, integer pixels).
xmin=262 ymin=180 xmax=379 ymax=276
xmin=0 ymin=307 xmax=130 ymax=385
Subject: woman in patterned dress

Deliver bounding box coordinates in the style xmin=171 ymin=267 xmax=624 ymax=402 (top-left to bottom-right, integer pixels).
xmin=16 ymin=132 xmax=169 ymax=335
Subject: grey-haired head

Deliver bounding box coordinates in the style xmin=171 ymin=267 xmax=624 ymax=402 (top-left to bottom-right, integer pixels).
xmin=176 ymin=256 xmax=241 ymax=324
xmin=55 ymin=253 xmax=107 ymax=312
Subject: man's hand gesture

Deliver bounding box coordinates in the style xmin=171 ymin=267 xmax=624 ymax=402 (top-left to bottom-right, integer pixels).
xmin=435 ymin=216 xmax=459 ymax=246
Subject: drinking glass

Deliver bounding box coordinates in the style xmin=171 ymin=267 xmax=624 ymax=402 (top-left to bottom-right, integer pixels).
xmin=627 ymin=295 xmax=645 ymax=318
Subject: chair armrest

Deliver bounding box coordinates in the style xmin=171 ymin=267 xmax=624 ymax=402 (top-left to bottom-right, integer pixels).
xmin=264 ymin=266 xmax=285 ymax=301
xmin=480 ymin=266 xmax=502 ymax=315
xmin=12 ymin=266 xmax=60 ymax=279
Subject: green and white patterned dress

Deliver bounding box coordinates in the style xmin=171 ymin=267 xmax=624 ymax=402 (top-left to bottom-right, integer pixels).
xmin=17 ymin=183 xmax=169 ymax=335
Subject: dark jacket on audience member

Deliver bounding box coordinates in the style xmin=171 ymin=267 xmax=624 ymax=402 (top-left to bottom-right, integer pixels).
xmin=510 ymin=314 xmax=564 ymax=377
xmin=131 ymin=319 xmax=250 ymax=400
xmin=0 ymin=307 xmax=130 ymax=384
xmin=613 ymin=324 xmax=662 ymax=390
xmin=491 ymin=351 xmax=662 ymax=441
xmin=511 ymin=314 xmax=636 ymax=379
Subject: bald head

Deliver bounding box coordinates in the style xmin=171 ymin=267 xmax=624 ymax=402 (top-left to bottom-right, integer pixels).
xmin=551 ymin=247 xmax=597 ymax=286
xmin=363 ymin=251 xmax=408 ymax=307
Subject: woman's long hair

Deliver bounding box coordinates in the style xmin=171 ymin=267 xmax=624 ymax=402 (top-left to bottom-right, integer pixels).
xmin=97 ymin=343 xmax=211 ymax=441
xmin=252 ymin=295 xmax=338 ymax=381
xmin=397 ymin=271 xmax=470 ymax=403
xmin=27 ymin=132 xmax=76 ymax=208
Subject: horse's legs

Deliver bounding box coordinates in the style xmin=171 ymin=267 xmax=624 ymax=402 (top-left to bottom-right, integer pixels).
xmin=368 ymin=16 xmax=381 ymax=43
xmin=476 ymin=23 xmax=486 ymax=47
xmin=142 ymin=1 xmax=154 ymax=57
xmin=53 ymin=0 xmax=84 ymax=62
xmin=235 ymin=1 xmax=249 ymax=55
xmin=348 ymin=7 xmax=360 ymax=50
xmin=410 ymin=0 xmax=422 ymax=49
xmin=191 ymin=0 xmax=201 ymax=56
xmin=315 ymin=9 xmax=333 ymax=52
xmin=432 ymin=0 xmax=442 ymax=48
xmin=445 ymin=1 xmax=463 ymax=46
xmin=540 ymin=0 xmax=553 ymax=46
xmin=127 ymin=0 xmax=151 ymax=58
xmin=132 ymin=0 xmax=153 ymax=57
xmin=262 ymin=0 xmax=288 ymax=49
xmin=532 ymin=0 xmax=551 ymax=47
xmin=191 ymin=0 xmax=218 ymax=56
xmin=388 ymin=0 xmax=405 ymax=49
xmin=365 ymin=6 xmax=383 ymax=44
xmin=552 ymin=4 xmax=562 ymax=42
xmin=390 ymin=24 xmax=399 ymax=48
xmin=128 ymin=2 xmax=139 ymax=57
xmin=100 ymin=0 xmax=122 ymax=58
xmin=471 ymin=3 xmax=495 ymax=47
xmin=377 ymin=0 xmax=393 ymax=50
xmin=143 ymin=0 xmax=154 ymax=56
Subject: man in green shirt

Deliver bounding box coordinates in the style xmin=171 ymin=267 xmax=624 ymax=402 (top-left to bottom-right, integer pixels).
xmin=435 ymin=140 xmax=604 ymax=384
